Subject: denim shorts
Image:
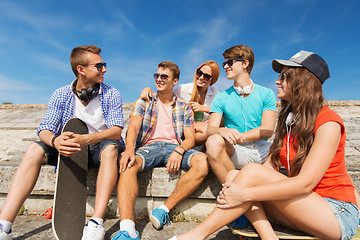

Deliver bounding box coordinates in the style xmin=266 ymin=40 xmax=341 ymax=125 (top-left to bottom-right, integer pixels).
xmin=230 ymin=140 xmax=271 ymax=169
xmin=324 ymin=197 xmax=359 ymax=240
xmin=135 ymin=142 xmax=201 ymax=171
xmin=36 ymin=139 xmax=124 ymax=168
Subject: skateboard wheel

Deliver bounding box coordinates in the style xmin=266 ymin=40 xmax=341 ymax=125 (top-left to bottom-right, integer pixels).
xmin=44 ymin=208 xmax=53 ymax=219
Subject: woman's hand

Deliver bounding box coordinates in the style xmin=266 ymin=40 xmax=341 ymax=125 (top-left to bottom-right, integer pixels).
xmin=217 ymin=182 xmax=247 ymax=209
xmin=189 ymin=101 xmax=203 ymax=112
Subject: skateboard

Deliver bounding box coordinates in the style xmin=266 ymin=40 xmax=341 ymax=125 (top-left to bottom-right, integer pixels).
xmin=52 ymin=118 xmax=89 ymax=240
xmin=230 ymin=223 xmax=320 ymax=240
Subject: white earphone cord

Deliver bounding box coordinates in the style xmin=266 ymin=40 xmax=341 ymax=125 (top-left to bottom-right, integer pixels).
xmin=286 ymin=124 xmax=291 ymax=174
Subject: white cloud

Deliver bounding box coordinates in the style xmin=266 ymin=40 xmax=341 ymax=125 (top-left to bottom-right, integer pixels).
xmin=0 ymin=74 xmax=38 ymax=91
xmin=33 ymin=54 xmax=70 ymax=74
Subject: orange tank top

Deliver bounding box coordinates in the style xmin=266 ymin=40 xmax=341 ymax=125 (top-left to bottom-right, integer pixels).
xmin=279 ymin=106 xmax=356 ymax=205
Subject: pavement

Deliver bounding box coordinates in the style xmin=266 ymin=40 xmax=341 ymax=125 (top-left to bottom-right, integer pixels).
xmin=10 ymin=215 xmax=239 ymax=240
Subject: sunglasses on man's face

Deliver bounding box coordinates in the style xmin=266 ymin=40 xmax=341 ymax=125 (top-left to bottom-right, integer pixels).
xmin=83 ymin=62 xmax=107 ymax=71
xmin=196 ymin=69 xmax=212 ymax=81
xmin=222 ymin=58 xmax=244 ymax=68
xmin=153 ymin=73 xmax=170 ymax=81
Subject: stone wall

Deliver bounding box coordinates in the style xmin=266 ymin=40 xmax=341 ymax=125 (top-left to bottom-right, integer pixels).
xmin=0 ymin=101 xmax=359 ymax=219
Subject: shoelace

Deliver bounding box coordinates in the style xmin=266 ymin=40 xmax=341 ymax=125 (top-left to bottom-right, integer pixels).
xmin=113 ymin=230 xmax=130 ymax=239
xmin=160 ymin=211 xmax=170 ymax=225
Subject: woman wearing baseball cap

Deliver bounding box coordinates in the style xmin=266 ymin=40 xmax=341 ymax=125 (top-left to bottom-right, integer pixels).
xmin=170 ymin=51 xmax=359 ymax=240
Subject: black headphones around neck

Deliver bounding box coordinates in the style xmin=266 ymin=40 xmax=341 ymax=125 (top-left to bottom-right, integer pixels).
xmin=72 ymin=80 xmax=100 ymax=104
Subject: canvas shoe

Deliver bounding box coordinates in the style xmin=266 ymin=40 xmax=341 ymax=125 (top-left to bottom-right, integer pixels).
xmin=81 ymin=219 xmax=105 ymax=240
xmin=149 ymin=208 xmax=170 ymax=230
xmin=0 ymin=229 xmax=12 ymax=240
xmin=168 ymin=237 xmax=177 ymax=240
xmin=111 ymin=230 xmax=140 ymax=240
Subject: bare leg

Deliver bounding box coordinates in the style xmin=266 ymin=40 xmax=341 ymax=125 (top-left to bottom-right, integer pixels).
xmin=0 ymin=143 xmax=46 ymax=222
xmin=163 ymin=153 xmax=209 ymax=210
xmin=177 ymin=163 xmax=341 ymax=240
xmin=226 ymin=170 xmax=278 ymax=239
xmin=117 ymin=156 xmax=143 ymax=221
xmin=206 ymin=134 xmax=235 ymax=183
xmin=92 ymin=144 xmax=119 ymax=219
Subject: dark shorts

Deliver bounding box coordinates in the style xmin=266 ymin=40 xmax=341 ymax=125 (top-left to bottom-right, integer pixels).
xmin=35 ymin=139 xmax=124 ymax=168
xmin=135 ymin=142 xmax=201 ymax=171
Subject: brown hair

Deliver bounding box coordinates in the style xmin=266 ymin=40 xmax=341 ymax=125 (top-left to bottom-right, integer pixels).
xmin=70 ymin=45 xmax=102 ymax=77
xmin=190 ymin=60 xmax=220 ymax=102
xmin=158 ymin=61 xmax=180 ymax=80
xmin=223 ymin=45 xmax=255 ymax=74
xmin=269 ymin=68 xmax=324 ymax=176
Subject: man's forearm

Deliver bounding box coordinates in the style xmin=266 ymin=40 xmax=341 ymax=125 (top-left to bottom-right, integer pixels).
xmin=83 ymin=126 xmax=122 ymax=146
xmin=239 ymin=126 xmax=274 ymax=143
xmin=38 ymin=130 xmax=56 ymax=147
xmin=206 ymin=125 xmax=221 ymax=137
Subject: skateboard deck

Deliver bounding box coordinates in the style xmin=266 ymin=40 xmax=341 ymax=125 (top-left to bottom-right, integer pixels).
xmin=230 ymin=223 xmax=321 ymax=240
xmin=52 ymin=118 xmax=89 ymax=240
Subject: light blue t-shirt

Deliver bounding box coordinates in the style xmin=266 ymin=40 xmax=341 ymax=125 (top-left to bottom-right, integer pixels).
xmin=210 ymin=84 xmax=276 ymax=134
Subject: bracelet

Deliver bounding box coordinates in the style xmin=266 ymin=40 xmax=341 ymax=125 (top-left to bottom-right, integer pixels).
xmin=173 ymin=149 xmax=183 ymax=156
xmin=51 ymin=135 xmax=58 ymax=148
xmin=178 ymin=145 xmax=187 ymax=152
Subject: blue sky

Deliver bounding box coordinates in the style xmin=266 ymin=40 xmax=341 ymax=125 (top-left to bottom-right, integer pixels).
xmin=0 ymin=0 xmax=359 ymax=104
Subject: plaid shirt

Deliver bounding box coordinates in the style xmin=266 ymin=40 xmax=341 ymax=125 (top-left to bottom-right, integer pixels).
xmin=37 ymin=82 xmax=124 ymax=141
xmin=132 ymin=93 xmax=194 ymax=149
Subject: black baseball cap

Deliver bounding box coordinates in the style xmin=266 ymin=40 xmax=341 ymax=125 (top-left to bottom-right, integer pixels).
xmin=272 ymin=50 xmax=330 ymax=84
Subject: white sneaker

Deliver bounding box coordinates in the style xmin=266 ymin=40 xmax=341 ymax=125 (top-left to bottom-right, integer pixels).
xmin=81 ymin=220 xmax=105 ymax=240
xmin=0 ymin=229 xmax=12 ymax=240
xmin=168 ymin=237 xmax=177 ymax=240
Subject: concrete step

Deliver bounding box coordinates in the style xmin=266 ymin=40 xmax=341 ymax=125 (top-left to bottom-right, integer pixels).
xmin=0 ymin=165 xmax=223 ymax=221
xmin=0 ymin=101 xmax=359 ymax=221
xmin=1 ymin=164 xmax=359 ymax=221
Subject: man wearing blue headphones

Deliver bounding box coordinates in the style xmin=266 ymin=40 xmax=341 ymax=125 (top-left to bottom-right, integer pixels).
xmin=206 ymin=44 xmax=277 ymax=184
xmin=0 ymin=45 xmax=124 ymax=240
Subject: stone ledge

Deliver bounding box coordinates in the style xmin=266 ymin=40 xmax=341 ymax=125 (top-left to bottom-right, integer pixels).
xmin=1 ymin=164 xmax=359 ymax=219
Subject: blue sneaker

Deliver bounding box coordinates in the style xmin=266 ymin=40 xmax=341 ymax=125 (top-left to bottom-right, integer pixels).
xmin=111 ymin=230 xmax=140 ymax=240
xmin=150 ymin=208 xmax=170 ymax=230
xmin=232 ymin=214 xmax=250 ymax=228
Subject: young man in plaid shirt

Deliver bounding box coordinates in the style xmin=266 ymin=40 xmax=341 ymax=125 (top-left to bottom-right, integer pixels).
xmin=112 ymin=61 xmax=209 ymax=240
xmin=0 ymin=45 xmax=124 ymax=240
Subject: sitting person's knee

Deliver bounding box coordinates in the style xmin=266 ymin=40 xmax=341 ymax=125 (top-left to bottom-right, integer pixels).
xmin=225 ymin=169 xmax=240 ymax=183
xmin=206 ymin=134 xmax=225 ymax=150
xmin=191 ymin=153 xmax=209 ymax=175
xmin=23 ymin=142 xmax=46 ymax=165
xmin=101 ymin=144 xmax=118 ymax=160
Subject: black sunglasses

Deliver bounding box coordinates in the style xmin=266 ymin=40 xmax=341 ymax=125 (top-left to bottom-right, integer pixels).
xmin=196 ymin=69 xmax=212 ymax=81
xmin=222 ymin=58 xmax=244 ymax=68
xmin=153 ymin=73 xmax=170 ymax=81
xmin=279 ymin=72 xmax=286 ymax=81
xmin=83 ymin=62 xmax=107 ymax=71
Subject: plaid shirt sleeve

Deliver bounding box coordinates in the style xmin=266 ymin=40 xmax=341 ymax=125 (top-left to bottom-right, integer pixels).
xmin=100 ymin=84 xmax=124 ymax=129
xmin=131 ymin=97 xmax=147 ymax=117
xmin=182 ymin=102 xmax=194 ymax=128
xmin=37 ymin=86 xmax=70 ymax=135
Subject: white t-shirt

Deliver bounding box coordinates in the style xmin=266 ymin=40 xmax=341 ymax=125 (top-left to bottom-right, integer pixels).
xmin=173 ymin=82 xmax=219 ymax=122
xmin=73 ymin=94 xmax=107 ymax=134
